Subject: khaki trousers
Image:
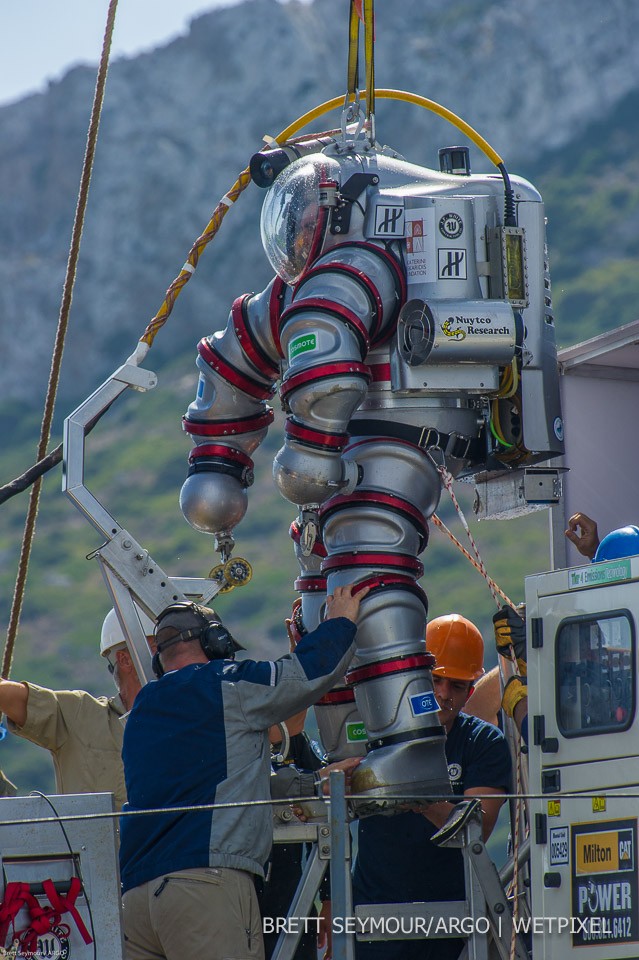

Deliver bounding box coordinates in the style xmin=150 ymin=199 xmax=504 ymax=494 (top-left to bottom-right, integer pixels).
xmin=122 ymin=866 xmax=264 ymax=960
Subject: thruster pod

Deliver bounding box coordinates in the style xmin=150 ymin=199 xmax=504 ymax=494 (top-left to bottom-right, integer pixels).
xmin=180 ymin=138 xmax=563 ymax=813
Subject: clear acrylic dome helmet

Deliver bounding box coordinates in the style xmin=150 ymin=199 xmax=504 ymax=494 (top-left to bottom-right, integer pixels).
xmin=260 ymin=153 xmax=342 ymax=284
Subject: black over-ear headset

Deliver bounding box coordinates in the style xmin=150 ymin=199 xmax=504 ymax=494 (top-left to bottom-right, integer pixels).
xmin=152 ymin=602 xmax=239 ymax=678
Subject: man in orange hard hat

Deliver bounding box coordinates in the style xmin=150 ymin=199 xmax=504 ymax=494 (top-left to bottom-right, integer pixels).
xmin=427 ymin=613 xmax=485 ymax=730
xmin=353 ymin=613 xmax=512 ymax=960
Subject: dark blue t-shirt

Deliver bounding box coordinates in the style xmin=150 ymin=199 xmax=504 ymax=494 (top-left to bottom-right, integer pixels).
xmin=353 ymin=712 xmax=512 ymax=907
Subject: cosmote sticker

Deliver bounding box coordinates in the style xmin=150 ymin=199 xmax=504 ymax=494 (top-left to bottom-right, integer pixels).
xmin=346 ymin=722 xmax=368 ymax=743
xmin=288 ymin=333 xmax=318 ymax=362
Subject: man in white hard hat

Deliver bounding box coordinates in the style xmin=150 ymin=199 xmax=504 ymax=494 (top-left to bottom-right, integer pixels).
xmin=0 ymin=607 xmax=154 ymax=808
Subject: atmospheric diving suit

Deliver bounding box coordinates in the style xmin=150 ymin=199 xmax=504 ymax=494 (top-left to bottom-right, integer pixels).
xmin=178 ymin=138 xmax=563 ymax=811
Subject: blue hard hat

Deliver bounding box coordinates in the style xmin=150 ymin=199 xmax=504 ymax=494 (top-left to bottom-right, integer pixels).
xmin=594 ymin=526 xmax=639 ymax=562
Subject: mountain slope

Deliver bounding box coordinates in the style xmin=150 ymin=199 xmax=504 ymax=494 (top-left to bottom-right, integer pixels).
xmin=1 ymin=0 xmax=637 ymax=790
xmin=1 ymin=0 xmax=639 ymax=409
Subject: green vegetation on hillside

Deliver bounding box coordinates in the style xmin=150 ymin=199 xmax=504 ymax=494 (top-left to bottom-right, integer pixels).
xmin=522 ymin=90 xmax=639 ymax=347
xmin=0 ymin=354 xmax=548 ymax=790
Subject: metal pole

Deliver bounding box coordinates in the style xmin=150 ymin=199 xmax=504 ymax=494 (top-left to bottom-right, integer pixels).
xmin=329 ymin=771 xmax=355 ymax=960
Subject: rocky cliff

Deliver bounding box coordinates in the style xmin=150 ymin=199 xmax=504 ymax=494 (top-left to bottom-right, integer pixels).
xmin=1 ymin=0 xmax=639 ymax=409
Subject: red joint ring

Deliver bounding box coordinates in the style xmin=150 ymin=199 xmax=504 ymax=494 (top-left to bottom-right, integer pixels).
xmin=294 ymin=576 xmax=327 ymax=591
xmin=296 ymin=262 xmax=384 ymax=342
xmin=315 ymin=688 xmax=357 ymax=706
xmin=280 ymin=361 xmax=371 ymax=401
xmin=369 ymin=362 xmax=391 ymax=383
xmin=346 ymin=653 xmax=436 ymax=686
xmin=320 ymin=493 xmax=428 ymax=552
xmin=322 ymin=242 xmax=406 ymax=346
xmin=320 ymin=492 xmax=424 ymax=529
xmin=182 ymin=408 xmax=274 ymax=437
xmin=188 ymin=445 xmax=253 ymax=468
xmin=345 ymin=574 xmax=428 ymax=612
xmin=232 ymin=295 xmax=280 ymax=378
xmin=198 ymin=338 xmax=275 ymax=400
xmin=286 ymin=419 xmax=349 ymax=451
xmin=281 ymin=298 xmax=370 ymax=355
xmin=321 ymin=553 xmax=424 ymax=578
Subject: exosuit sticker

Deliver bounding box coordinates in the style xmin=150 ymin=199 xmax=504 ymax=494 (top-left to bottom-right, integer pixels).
xmin=409 ymin=691 xmax=439 ymax=717
xmin=438 ymin=248 xmax=467 ymax=280
xmin=405 ymin=208 xmax=436 ymax=282
xmin=288 ymin=333 xmax=317 ymax=362
xmin=571 ymin=818 xmax=638 ymax=946
xmin=373 ymin=203 xmax=405 ymax=238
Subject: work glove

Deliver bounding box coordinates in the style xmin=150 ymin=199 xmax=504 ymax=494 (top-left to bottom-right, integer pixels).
xmin=493 ymin=604 xmax=527 ymax=673
xmin=501 ymin=675 xmax=528 ymax=720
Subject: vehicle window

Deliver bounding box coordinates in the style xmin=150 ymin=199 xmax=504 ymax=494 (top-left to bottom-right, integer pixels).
xmin=556 ymin=612 xmax=634 ymax=737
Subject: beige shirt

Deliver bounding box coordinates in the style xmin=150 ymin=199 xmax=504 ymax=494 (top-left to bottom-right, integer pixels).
xmin=7 ymin=682 xmax=127 ymax=810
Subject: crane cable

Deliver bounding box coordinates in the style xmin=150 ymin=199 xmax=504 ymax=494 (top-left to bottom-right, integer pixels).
xmin=2 ymin=0 xmax=120 ymax=679
xmin=433 ymin=462 xmax=503 ymax=610
xmin=346 ymin=0 xmax=375 ymax=127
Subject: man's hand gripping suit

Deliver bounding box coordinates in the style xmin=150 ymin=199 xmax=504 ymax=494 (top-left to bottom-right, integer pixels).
xmin=180 ymin=146 xmax=563 ymax=812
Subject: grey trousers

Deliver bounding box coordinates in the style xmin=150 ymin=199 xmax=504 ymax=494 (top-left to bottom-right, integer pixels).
xmin=122 ymin=866 xmax=264 ymax=960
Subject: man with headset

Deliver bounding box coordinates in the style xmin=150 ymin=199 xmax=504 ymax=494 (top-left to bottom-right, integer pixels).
xmin=119 ymin=583 xmax=368 ymax=960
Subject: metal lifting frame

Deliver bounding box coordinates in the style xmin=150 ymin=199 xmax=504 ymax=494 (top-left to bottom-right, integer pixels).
xmin=272 ymin=780 xmax=529 ymax=960
xmin=62 ymin=356 xmax=222 ymax=682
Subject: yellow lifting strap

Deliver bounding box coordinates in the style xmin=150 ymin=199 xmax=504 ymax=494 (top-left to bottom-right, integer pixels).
xmin=346 ymin=0 xmax=375 ymax=120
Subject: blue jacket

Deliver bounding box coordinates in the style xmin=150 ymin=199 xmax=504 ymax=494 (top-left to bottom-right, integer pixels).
xmin=119 ymin=617 xmax=356 ymax=893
